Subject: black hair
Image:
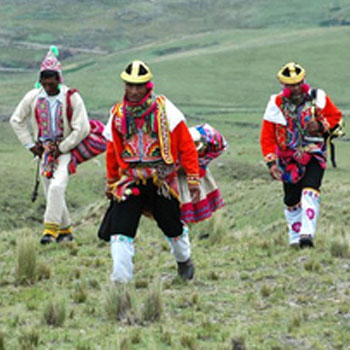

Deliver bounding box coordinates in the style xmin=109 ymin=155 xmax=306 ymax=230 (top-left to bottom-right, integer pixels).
xmin=40 ymin=69 xmax=60 ymax=81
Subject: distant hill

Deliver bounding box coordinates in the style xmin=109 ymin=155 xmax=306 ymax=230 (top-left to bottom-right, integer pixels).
xmin=0 ymin=0 xmax=350 ymax=67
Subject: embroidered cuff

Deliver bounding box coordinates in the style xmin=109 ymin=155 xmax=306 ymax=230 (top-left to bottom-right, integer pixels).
xmin=264 ymin=153 xmax=277 ymax=164
xmin=106 ymin=178 xmax=118 ymax=185
xmin=187 ymin=174 xmax=200 ymax=186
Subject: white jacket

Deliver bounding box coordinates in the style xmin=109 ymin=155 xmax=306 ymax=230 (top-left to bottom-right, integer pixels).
xmin=10 ymin=85 xmax=90 ymax=154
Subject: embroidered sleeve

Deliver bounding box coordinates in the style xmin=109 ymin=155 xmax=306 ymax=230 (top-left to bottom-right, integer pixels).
xmin=320 ymin=95 xmax=342 ymax=130
xmin=173 ymin=121 xmax=200 ymax=179
xmin=260 ymin=120 xmax=277 ymax=164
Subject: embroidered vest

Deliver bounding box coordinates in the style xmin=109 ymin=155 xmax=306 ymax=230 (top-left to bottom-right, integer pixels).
xmin=112 ymin=96 xmax=173 ymax=165
xmin=277 ymin=97 xmax=325 ymax=152
xmin=35 ymin=97 xmax=63 ymax=141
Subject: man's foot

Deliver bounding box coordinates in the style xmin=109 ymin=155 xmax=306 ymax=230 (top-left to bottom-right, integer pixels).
xmin=40 ymin=234 xmax=56 ymax=245
xmin=177 ymin=258 xmax=195 ymax=280
xmin=299 ymin=234 xmax=314 ymax=248
xmin=56 ymin=233 xmax=74 ymax=243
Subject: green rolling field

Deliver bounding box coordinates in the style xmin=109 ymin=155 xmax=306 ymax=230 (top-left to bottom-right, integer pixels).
xmin=0 ymin=1 xmax=349 ymax=349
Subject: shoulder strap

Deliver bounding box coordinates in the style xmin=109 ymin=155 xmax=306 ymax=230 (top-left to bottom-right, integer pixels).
xmin=310 ymin=88 xmax=317 ymax=101
xmin=66 ymin=88 xmax=79 ymax=124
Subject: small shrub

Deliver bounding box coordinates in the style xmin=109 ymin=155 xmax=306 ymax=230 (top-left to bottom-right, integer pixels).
xmin=208 ymin=211 xmax=227 ymax=244
xmin=18 ymin=327 xmax=39 ymax=350
xmin=42 ymin=299 xmax=66 ymax=327
xmin=15 ymin=235 xmax=37 ymax=285
xmin=67 ymin=241 xmax=78 ymax=256
xmin=105 ymin=285 xmax=136 ymax=323
xmin=135 ymin=279 xmax=149 ymax=289
xmin=88 ymin=278 xmax=100 ymax=289
xmin=330 ymin=241 xmax=350 ymax=258
xmin=76 ymin=341 xmax=92 ymax=350
xmin=118 ymin=336 xmax=130 ymax=350
xmin=0 ymin=329 xmax=5 ymax=350
xmin=142 ymin=280 xmax=163 ymax=322
xmin=130 ymin=329 xmax=142 ymax=344
xmin=180 ymin=334 xmax=197 ymax=350
xmin=260 ymin=284 xmax=272 ymax=297
xmin=304 ymin=259 xmax=321 ymax=272
xmin=231 ymin=336 xmax=246 ymax=350
xmin=160 ymin=327 xmax=172 ymax=346
xmin=72 ymin=283 xmax=87 ymax=303
xmin=36 ymin=263 xmax=51 ymax=281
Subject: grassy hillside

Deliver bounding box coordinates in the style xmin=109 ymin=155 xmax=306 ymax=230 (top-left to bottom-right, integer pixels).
xmin=1 ymin=1 xmax=350 ymax=349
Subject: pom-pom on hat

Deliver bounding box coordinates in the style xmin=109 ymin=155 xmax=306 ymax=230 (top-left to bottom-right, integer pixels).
xmin=277 ymin=62 xmax=305 ymax=85
xmin=40 ymin=45 xmax=63 ymax=83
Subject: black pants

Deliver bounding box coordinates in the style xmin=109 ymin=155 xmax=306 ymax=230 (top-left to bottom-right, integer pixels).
xmin=107 ymin=180 xmax=183 ymax=239
xmin=283 ymin=157 xmax=324 ymax=206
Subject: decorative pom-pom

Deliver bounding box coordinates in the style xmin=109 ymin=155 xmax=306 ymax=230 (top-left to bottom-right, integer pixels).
xmin=282 ymin=87 xmax=291 ymax=98
xmin=50 ymin=45 xmax=59 ymax=57
xmin=146 ymin=81 xmax=154 ymax=90
xmin=34 ymin=81 xmax=41 ymax=89
xmin=131 ymin=187 xmax=140 ymax=196
xmin=125 ymin=188 xmax=132 ymax=196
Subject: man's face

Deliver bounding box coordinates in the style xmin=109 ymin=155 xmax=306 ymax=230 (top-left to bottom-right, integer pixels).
xmin=125 ymin=83 xmax=148 ymax=103
xmin=40 ymin=76 xmax=60 ymax=96
xmin=284 ymin=81 xmax=304 ymax=97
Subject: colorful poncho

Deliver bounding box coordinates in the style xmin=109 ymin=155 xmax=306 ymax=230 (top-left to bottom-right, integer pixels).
xmin=261 ymin=88 xmax=342 ymax=184
xmin=276 ymin=96 xmax=328 ymax=183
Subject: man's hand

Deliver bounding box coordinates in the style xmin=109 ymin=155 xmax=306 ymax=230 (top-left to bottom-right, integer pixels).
xmin=269 ymin=164 xmax=281 ymax=181
xmin=105 ymin=183 xmax=114 ymax=200
xmin=306 ymin=120 xmax=321 ymax=135
xmin=29 ymin=143 xmax=43 ymax=157
xmin=188 ymin=183 xmax=201 ymax=203
xmin=51 ymin=144 xmax=62 ymax=158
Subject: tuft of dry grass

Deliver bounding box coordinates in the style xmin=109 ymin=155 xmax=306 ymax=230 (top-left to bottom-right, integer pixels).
xmin=42 ymin=299 xmax=66 ymax=327
xmin=142 ymin=279 xmax=163 ymax=322
xmin=105 ymin=285 xmax=137 ymax=324
xmin=18 ymin=327 xmax=39 ymax=350
xmin=0 ymin=330 xmax=5 ymax=350
xmin=330 ymin=240 xmax=350 ymax=258
xmin=72 ymin=282 xmax=88 ymax=303
xmin=15 ymin=235 xmax=37 ymax=285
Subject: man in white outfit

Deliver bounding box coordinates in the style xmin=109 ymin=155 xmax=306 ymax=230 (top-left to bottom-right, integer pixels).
xmin=10 ymin=46 xmax=90 ymax=244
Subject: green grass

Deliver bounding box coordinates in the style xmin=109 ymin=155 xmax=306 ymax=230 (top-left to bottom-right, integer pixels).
xmin=1 ymin=2 xmax=350 ymax=349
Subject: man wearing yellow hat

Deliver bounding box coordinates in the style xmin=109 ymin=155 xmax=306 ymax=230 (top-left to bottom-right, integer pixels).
xmin=10 ymin=46 xmax=90 ymax=244
xmin=101 ymin=60 xmax=200 ymax=282
xmin=260 ymin=62 xmax=342 ymax=247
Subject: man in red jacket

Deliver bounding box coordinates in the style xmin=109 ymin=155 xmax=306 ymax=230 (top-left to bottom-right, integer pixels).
xmin=102 ymin=60 xmax=200 ymax=282
xmin=260 ymin=62 xmax=342 ymax=248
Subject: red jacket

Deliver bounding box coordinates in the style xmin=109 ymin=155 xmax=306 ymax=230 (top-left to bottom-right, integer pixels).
xmin=260 ymin=90 xmax=342 ymax=164
xmin=106 ymin=100 xmax=199 ymax=183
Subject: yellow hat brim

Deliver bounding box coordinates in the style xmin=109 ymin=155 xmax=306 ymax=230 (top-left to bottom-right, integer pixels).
xmin=120 ymin=71 xmax=153 ymax=84
xmin=277 ymin=71 xmax=305 ymax=85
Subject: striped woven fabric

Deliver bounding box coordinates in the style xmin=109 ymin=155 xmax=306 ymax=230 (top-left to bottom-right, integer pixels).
xmin=69 ymin=120 xmax=107 ymax=174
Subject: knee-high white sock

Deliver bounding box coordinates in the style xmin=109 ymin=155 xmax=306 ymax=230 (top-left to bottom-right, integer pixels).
xmin=166 ymin=225 xmax=191 ymax=262
xmin=110 ymin=234 xmax=134 ymax=283
xmin=300 ymin=188 xmax=320 ymax=238
xmin=284 ymin=203 xmax=302 ymax=245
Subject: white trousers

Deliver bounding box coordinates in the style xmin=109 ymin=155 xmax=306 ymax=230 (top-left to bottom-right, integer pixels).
xmin=284 ymin=203 xmax=302 ymax=245
xmin=110 ymin=226 xmax=191 ymax=283
xmin=284 ymin=188 xmax=320 ymax=245
xmin=166 ymin=225 xmax=191 ymax=262
xmin=41 ymin=153 xmax=71 ymax=228
xmin=300 ymin=188 xmax=320 ymax=238
xmin=110 ymin=235 xmax=135 ymax=283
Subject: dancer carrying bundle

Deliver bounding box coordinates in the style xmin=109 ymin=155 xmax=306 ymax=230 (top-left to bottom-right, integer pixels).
xmin=260 ymin=62 xmax=342 ymax=248
xmin=101 ymin=60 xmax=200 ymax=282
